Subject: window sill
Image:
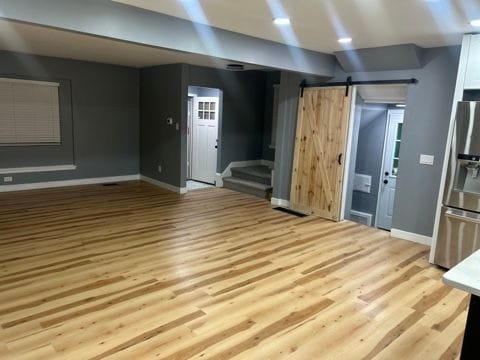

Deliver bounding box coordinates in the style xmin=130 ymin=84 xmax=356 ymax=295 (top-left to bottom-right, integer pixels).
xmin=0 ymin=164 xmax=77 ymax=175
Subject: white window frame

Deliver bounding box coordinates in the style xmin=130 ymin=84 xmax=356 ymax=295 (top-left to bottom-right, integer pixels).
xmin=0 ymin=77 xmax=61 ymax=146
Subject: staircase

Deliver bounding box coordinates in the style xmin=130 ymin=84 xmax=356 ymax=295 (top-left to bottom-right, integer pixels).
xmin=223 ymin=165 xmax=273 ymax=200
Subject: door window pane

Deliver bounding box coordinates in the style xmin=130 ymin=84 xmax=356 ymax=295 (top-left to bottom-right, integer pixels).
xmin=396 ymin=123 xmax=403 ymax=140
xmin=391 ymin=123 xmax=403 ymax=177
xmin=394 ymin=141 xmax=401 ymax=158
xmin=198 ymin=102 xmax=204 ymax=110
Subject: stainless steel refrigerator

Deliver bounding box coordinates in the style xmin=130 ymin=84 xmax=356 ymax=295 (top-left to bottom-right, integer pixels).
xmin=434 ymin=101 xmax=480 ymax=269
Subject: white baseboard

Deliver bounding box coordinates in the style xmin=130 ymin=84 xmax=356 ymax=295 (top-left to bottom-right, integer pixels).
xmin=140 ymin=175 xmax=187 ymax=194
xmin=391 ymin=228 xmax=432 ymax=246
xmin=0 ymin=174 xmax=140 ymax=192
xmin=215 ymin=173 xmax=223 ymax=187
xmin=0 ymin=164 xmax=77 ymax=175
xmin=271 ymin=197 xmax=290 ymax=208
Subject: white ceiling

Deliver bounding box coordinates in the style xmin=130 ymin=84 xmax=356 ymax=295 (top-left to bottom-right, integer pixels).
xmin=114 ymin=0 xmax=480 ymax=53
xmin=357 ymin=85 xmax=408 ymax=104
xmin=0 ymin=20 xmax=266 ymax=69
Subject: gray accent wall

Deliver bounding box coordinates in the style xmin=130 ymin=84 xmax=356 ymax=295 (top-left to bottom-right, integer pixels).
xmin=0 ymin=50 xmax=139 ymax=184
xmin=262 ymin=71 xmax=281 ymax=161
xmin=140 ymin=64 xmax=188 ymax=188
xmin=333 ymin=46 xmax=461 ymax=237
xmin=188 ymin=65 xmax=267 ymax=173
xmin=335 ymin=44 xmax=425 ymax=72
xmin=140 ymin=64 xmax=268 ymax=189
xmin=0 ymin=0 xmax=336 ymax=76
xmin=273 ymin=46 xmax=461 ymax=237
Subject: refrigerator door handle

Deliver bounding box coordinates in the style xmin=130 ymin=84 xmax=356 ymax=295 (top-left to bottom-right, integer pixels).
xmin=445 ymin=209 xmax=480 ymax=225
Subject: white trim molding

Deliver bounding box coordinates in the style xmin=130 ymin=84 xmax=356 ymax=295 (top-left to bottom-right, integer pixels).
xmin=140 ymin=175 xmax=187 ymax=194
xmin=271 ymin=197 xmax=290 ymax=208
xmin=0 ymin=164 xmax=77 ymax=175
xmin=215 ymin=173 xmax=223 ymax=187
xmin=391 ymin=228 xmax=432 ymax=246
xmin=0 ymin=174 xmax=139 ymax=192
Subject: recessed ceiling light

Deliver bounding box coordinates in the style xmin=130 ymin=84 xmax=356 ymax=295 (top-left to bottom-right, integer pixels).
xmin=470 ymin=19 xmax=480 ymax=27
xmin=338 ymin=37 xmax=353 ymax=44
xmin=273 ymin=17 xmax=291 ymax=25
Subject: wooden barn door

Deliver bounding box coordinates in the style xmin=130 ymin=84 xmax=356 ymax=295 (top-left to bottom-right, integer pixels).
xmin=290 ymin=87 xmax=352 ymax=221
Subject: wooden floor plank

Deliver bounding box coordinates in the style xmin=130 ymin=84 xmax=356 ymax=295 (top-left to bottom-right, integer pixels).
xmin=0 ymin=181 xmax=467 ymax=359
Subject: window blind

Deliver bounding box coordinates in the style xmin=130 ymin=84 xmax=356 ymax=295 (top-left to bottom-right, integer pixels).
xmin=0 ymin=78 xmax=61 ymax=145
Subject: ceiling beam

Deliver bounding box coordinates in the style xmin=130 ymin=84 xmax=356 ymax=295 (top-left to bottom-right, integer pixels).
xmin=0 ymin=0 xmax=336 ymax=76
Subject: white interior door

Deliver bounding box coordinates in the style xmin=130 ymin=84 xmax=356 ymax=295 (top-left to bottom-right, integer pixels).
xmin=187 ymin=96 xmax=194 ymax=179
xmin=192 ymin=96 xmax=219 ymax=184
xmin=376 ymin=110 xmax=404 ymax=230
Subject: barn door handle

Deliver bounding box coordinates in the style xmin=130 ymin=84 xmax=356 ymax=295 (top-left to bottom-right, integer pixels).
xmin=338 ymin=153 xmax=343 ymax=165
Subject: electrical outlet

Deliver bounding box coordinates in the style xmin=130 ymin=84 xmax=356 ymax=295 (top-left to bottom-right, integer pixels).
xmin=419 ymin=154 xmax=434 ymax=166
xmin=158 ymin=165 xmax=162 ymax=173
xmin=4 ymin=176 xmax=13 ymax=183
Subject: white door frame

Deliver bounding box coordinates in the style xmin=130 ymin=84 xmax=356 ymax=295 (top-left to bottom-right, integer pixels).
xmin=341 ymin=85 xmax=409 ymax=226
xmin=374 ymin=109 xmax=404 ymax=229
xmin=191 ymin=96 xmax=220 ymax=184
xmin=340 ymin=86 xmax=358 ymax=221
xmin=187 ymin=93 xmax=196 ymax=180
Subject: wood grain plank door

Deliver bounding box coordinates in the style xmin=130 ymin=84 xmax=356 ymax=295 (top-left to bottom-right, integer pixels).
xmin=290 ymin=87 xmax=352 ymax=221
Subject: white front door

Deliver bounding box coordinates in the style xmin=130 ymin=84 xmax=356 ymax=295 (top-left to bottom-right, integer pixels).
xmin=192 ymin=97 xmax=219 ymax=184
xmin=376 ymin=110 xmax=404 ymax=230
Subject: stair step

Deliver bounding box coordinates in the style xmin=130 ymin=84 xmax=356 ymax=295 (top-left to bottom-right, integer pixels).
xmin=230 ymin=166 xmax=272 ymax=185
xmin=223 ymin=177 xmax=272 ymax=200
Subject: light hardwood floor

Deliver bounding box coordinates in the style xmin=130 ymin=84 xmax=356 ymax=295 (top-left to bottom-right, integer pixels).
xmin=0 ymin=181 xmax=468 ymax=359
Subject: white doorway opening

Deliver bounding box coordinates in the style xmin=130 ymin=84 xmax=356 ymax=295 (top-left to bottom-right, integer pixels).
xmin=342 ymin=84 xmax=408 ymax=231
xmin=187 ymin=86 xmax=221 ymax=186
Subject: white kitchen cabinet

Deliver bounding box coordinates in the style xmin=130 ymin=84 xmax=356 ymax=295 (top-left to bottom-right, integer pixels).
xmin=464 ymin=35 xmax=480 ymax=90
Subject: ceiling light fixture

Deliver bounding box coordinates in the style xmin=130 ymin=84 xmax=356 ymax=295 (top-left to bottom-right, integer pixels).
xmin=338 ymin=37 xmax=353 ymax=44
xmin=396 ymin=104 xmax=406 ymax=108
xmin=273 ymin=17 xmax=291 ymax=25
xmin=470 ymin=19 xmax=480 ymax=27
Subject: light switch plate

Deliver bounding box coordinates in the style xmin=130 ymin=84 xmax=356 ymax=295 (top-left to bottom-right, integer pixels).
xmin=419 ymin=154 xmax=434 ymax=166
xmin=175 ymin=123 xmax=180 ymax=131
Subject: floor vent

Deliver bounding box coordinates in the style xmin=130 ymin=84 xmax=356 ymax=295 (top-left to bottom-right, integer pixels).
xmin=273 ymin=207 xmax=308 ymax=217
xmin=349 ymin=210 xmax=373 ymax=226
xmin=102 ymin=183 xmax=118 ymax=186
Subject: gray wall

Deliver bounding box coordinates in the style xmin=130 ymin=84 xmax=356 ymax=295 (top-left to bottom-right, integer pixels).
xmin=140 ymin=64 xmax=188 ymax=187
xmin=273 ymin=46 xmax=461 ymax=237
xmin=188 ymin=65 xmax=267 ymax=173
xmin=262 ymin=71 xmax=281 ymax=161
xmin=333 ymin=46 xmax=460 ymax=237
xmin=352 ymin=106 xmax=388 ymax=224
xmin=0 ymin=50 xmax=139 ymax=184
xmin=140 ymin=64 xmax=272 ymax=189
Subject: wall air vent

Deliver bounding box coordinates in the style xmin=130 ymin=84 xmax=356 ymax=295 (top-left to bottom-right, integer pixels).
xmin=226 ymin=64 xmax=245 ymax=71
